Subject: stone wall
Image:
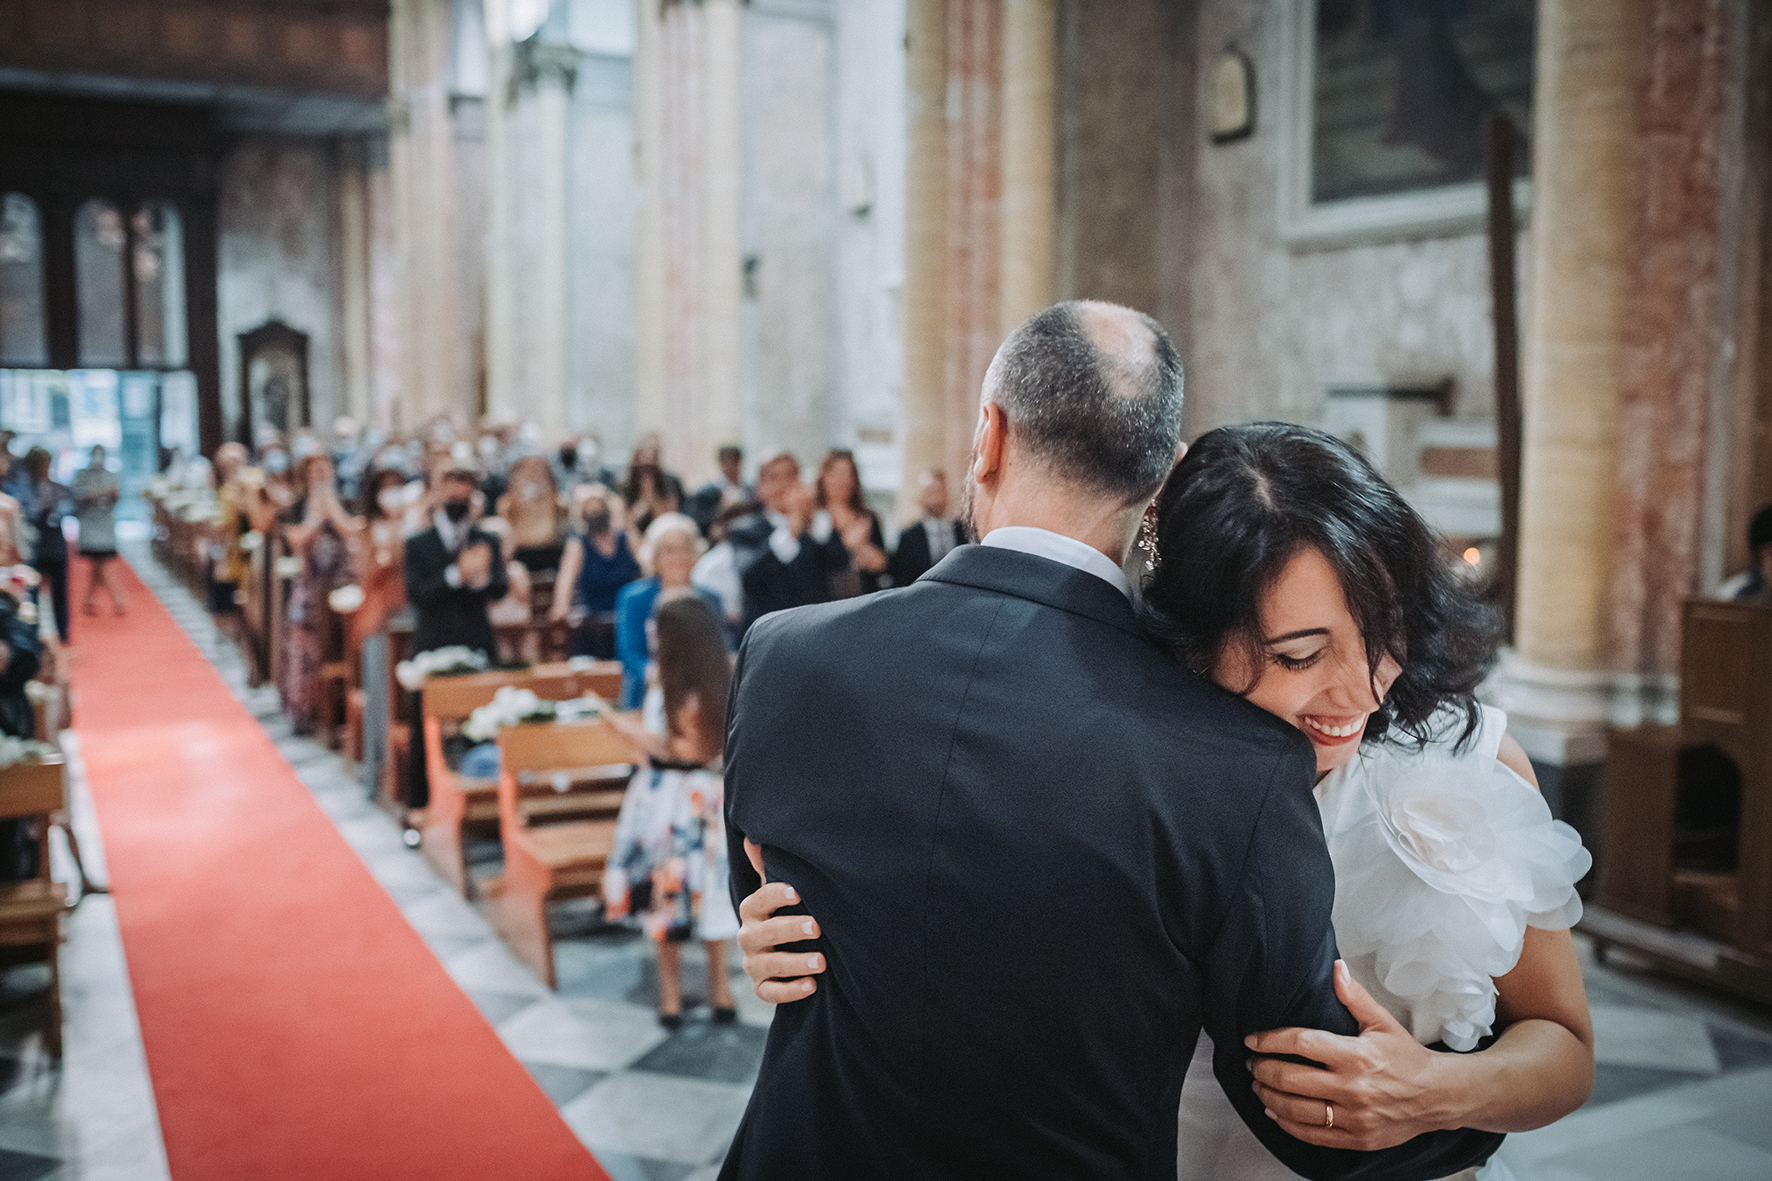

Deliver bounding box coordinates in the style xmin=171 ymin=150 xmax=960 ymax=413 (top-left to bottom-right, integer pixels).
xmin=217 ymin=137 xmax=340 ymax=441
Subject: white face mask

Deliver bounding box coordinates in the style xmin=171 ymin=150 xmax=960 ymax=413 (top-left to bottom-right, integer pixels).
xmin=579 ymin=440 xmax=598 ymax=465
xmin=377 ymin=487 xmax=404 ymax=513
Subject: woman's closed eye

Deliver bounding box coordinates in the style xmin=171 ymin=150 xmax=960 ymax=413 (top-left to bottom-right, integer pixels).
xmin=1269 ymin=645 xmax=1326 ymax=671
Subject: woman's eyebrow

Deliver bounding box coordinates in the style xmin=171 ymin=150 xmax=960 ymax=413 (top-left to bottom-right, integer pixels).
xmin=1263 ymin=628 xmax=1330 ymax=644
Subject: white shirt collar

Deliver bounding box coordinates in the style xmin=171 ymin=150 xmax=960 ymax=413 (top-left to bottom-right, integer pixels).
xmin=980 ymin=526 xmax=1130 ymax=599
xmin=433 ymin=509 xmax=467 ymax=552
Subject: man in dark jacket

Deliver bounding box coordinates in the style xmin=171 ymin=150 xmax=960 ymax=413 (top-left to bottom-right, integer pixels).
xmin=0 ymin=588 xmax=43 ymax=882
xmin=720 ymin=303 xmax=1501 ymax=1180
xmin=887 ymin=468 xmax=968 ymax=588
xmin=727 ymin=454 xmax=848 ymax=634
xmin=403 ymin=468 xmax=508 ymax=659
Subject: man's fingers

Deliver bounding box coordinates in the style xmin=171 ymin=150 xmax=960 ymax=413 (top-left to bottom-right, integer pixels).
xmin=737 ymin=914 xmax=821 ymax=956
xmin=736 ymin=880 xmax=799 ymax=925
xmin=754 ymin=977 xmax=818 ymax=1004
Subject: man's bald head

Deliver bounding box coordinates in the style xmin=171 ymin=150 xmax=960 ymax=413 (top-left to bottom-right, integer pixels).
xmin=983 ymin=300 xmax=1183 ymax=504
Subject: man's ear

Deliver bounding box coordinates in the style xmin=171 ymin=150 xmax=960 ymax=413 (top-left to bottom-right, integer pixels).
xmin=972 ymin=402 xmax=1009 ymax=485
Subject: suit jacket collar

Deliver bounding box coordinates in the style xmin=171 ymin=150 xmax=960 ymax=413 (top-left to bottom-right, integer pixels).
xmin=919 ymin=544 xmax=1149 ymax=640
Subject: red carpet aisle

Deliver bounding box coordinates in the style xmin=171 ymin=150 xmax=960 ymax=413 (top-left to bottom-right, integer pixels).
xmin=66 ymin=559 xmax=609 ymax=1180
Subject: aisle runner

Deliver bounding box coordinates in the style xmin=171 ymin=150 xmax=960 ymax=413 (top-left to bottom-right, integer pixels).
xmin=70 ymin=560 xmax=607 ymax=1180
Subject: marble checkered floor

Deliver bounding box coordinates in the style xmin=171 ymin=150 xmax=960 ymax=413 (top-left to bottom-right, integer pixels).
xmin=2 ymin=544 xmax=1772 ymax=1180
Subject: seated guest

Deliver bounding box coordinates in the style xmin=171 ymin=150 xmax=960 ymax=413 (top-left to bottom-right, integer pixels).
xmin=18 ymin=447 xmax=71 ymax=643
xmin=814 ymin=448 xmax=888 ymax=598
xmin=1718 ymin=504 xmax=1772 ymax=604
xmin=623 ymin=433 xmax=685 ymax=533
xmin=887 ymin=468 xmax=968 ymax=588
xmin=403 ymin=467 xmax=507 ymax=660
xmin=478 ymin=517 xmax=538 ymax=664
xmin=686 ymin=444 xmax=752 ymax=534
xmin=551 ymin=488 xmax=641 ymax=660
xmin=495 ymin=454 xmax=566 ymax=572
xmin=206 ymin=444 xmax=258 ymax=678
xmin=728 ymin=454 xmax=848 ymax=633
xmin=554 ymin=431 xmax=617 ymax=492
xmin=0 ymin=581 xmax=44 ymax=883
xmin=615 ymin=513 xmax=722 ymax=709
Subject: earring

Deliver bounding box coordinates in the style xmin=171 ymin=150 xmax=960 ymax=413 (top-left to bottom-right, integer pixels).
xmin=1135 ymin=502 xmax=1160 ymax=575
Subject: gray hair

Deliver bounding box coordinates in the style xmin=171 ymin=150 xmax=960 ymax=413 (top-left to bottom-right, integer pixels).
xmin=987 ymin=301 xmax=1184 ymax=503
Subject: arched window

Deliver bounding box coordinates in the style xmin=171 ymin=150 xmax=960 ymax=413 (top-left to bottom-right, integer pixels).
xmin=75 ymin=197 xmax=129 ymax=367
xmin=0 ymin=193 xmax=47 ymax=366
xmin=133 ymin=202 xmax=188 ymax=368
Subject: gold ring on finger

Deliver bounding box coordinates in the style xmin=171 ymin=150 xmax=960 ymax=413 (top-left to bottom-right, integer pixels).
xmin=1324 ymin=1102 xmax=1334 ymax=1129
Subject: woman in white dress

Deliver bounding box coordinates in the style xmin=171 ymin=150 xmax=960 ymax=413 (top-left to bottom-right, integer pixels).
xmin=737 ymin=423 xmax=1594 ymax=1178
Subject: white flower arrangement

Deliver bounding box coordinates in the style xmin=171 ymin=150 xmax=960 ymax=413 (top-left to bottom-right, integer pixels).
xmin=394 ymin=646 xmax=489 ymax=691
xmin=274 ymin=555 xmax=303 ymax=578
xmin=462 ymin=686 xmax=557 ymax=742
xmin=0 ymin=735 xmax=57 ymax=770
xmin=238 ymin=530 xmax=264 ymax=553
xmin=328 ymin=584 xmax=366 ymax=614
xmin=24 ymin=680 xmax=50 ymax=703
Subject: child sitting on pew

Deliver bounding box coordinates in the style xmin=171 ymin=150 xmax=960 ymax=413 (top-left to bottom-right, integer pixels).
xmin=602 ymin=596 xmax=740 ymax=1029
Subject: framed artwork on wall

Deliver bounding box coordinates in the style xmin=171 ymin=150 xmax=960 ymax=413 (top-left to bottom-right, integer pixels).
xmin=1281 ymin=0 xmax=1535 ymax=248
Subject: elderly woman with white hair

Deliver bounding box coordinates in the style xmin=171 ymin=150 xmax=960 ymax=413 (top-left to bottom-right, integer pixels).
xmin=614 ymin=512 xmax=723 ymax=710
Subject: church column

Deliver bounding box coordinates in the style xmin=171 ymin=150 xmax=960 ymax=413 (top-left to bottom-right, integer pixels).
xmin=335 ymin=137 xmax=373 ymax=424
xmin=899 ymin=0 xmax=950 ymax=516
xmin=698 ymin=0 xmax=743 ymax=487
xmin=482 ymin=1 xmax=515 ymax=427
xmin=526 ymin=40 xmax=577 ymax=441
xmin=999 ymin=0 xmax=1056 ymax=334
xmin=633 ymin=0 xmax=667 ymax=455
xmin=1497 ymin=0 xmax=1648 ymax=765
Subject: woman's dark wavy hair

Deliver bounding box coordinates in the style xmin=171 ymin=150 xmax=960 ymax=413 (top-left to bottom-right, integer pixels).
xmin=1139 ymin=422 xmax=1498 ymax=749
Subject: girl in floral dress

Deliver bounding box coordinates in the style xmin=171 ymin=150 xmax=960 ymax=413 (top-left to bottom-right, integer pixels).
xmin=604 ymin=595 xmax=740 ymax=1028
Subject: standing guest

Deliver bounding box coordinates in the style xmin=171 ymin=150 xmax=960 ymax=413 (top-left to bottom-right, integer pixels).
xmin=604 ymin=596 xmax=740 ymax=1028
xmin=554 ymin=431 xmax=617 ymax=492
xmin=887 ymin=469 xmax=968 ymax=588
xmin=687 ymin=445 xmax=752 ymax=533
xmin=403 ymin=467 xmax=508 ymax=660
xmin=282 ymin=454 xmax=360 ymax=737
xmin=73 ymin=444 xmax=126 ymax=617
xmin=354 ymin=466 xmax=413 ymax=632
xmin=814 ymin=449 xmax=888 ymax=598
xmin=615 ymin=514 xmax=722 ymax=709
xmin=17 ymin=448 xmax=70 ymax=643
xmin=0 ymin=584 xmax=44 ymax=883
xmin=495 ymin=454 xmax=566 ymax=572
xmin=206 ymin=444 xmax=259 ymax=679
xmin=728 ymin=454 xmax=848 ymax=632
xmin=551 ymin=488 xmax=641 ymax=660
xmin=623 ymin=463 xmax=683 ymax=535
xmin=1718 ymin=504 xmax=1772 ymax=604
xmin=0 ymin=450 xmax=26 ymax=566
xmin=692 ymin=502 xmax=753 ymax=644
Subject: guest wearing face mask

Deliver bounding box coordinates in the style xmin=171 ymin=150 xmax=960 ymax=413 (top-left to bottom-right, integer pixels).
xmin=551 ymin=488 xmax=642 ymax=660
xmin=554 ymin=432 xmax=616 ymax=492
xmin=403 ymin=467 xmax=508 ymax=661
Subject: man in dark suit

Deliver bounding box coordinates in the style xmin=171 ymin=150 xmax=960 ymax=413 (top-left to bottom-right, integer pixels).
xmin=403 ymin=467 xmax=508 ymax=659
xmin=719 ymin=303 xmax=1501 ymax=1180
xmin=887 ymin=468 xmax=968 ymax=587
xmin=727 ymin=453 xmax=848 ymax=634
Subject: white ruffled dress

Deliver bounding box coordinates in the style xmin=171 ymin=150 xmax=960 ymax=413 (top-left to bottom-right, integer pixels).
xmin=1175 ymin=705 xmax=1590 ymax=1181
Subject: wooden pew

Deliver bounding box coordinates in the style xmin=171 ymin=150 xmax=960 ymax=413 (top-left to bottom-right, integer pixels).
xmin=492 ymin=719 xmax=641 ymax=988
xmin=1589 ymin=599 xmax=1772 ymax=1003
xmin=419 ymin=665 xmax=593 ymax=897
xmin=0 ymin=756 xmax=71 ymax=1057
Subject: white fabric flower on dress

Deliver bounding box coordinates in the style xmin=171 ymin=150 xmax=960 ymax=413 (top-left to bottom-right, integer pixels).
xmin=1318 ymin=705 xmax=1590 ymax=1051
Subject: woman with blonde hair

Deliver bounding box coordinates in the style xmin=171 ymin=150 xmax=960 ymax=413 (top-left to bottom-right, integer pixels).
xmin=494 ymin=454 xmax=565 ymax=572
xmin=613 ymin=513 xmax=721 ymax=710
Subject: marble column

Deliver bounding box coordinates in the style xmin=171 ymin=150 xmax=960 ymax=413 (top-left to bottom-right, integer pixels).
xmin=942 ymin=0 xmax=1003 ymax=490
xmin=633 ymin=0 xmax=668 ymax=455
xmin=481 ymin=2 xmax=514 ymax=428
xmin=899 ymin=0 xmax=950 ymax=517
xmin=527 ymin=41 xmax=576 ymax=442
xmin=1610 ymin=0 xmax=1732 ymax=711
xmin=699 ymin=0 xmax=742 ymax=487
xmin=1500 ymin=0 xmax=1648 ymax=762
xmin=999 ymin=0 xmax=1056 ymax=335
xmin=334 ymin=137 xmax=373 ymax=424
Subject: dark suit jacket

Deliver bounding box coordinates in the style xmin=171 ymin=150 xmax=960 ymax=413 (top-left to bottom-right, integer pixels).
xmin=888 ymin=517 xmax=968 ymax=588
xmin=728 ymin=513 xmax=849 ymax=632
xmin=721 ymin=545 xmax=1502 ymax=1181
xmin=403 ymin=525 xmax=508 ymax=658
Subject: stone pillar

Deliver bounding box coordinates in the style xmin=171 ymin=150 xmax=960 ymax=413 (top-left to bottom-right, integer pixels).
xmin=482 ymin=1 xmax=515 ymax=427
xmin=633 ymin=0 xmax=667 ymax=456
xmin=899 ymin=0 xmax=950 ymax=518
xmin=335 ymin=137 xmax=373 ymax=424
xmin=999 ymin=0 xmax=1056 ymax=334
xmin=527 ymin=41 xmax=576 ymax=441
xmin=699 ymin=0 xmax=742 ymax=487
xmin=1499 ymin=0 xmax=1648 ymax=763
xmin=942 ymin=0 xmax=1003 ymax=489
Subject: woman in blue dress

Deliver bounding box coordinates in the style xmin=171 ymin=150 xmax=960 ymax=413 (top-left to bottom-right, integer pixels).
xmin=613 ymin=512 xmax=722 ymax=710
xmin=551 ymin=487 xmax=640 ymax=660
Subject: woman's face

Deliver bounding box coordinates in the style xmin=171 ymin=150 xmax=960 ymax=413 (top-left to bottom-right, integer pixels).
xmin=822 ymin=458 xmax=856 ymax=503
xmin=1210 ymin=545 xmax=1402 ymax=778
xmin=653 ymin=532 xmax=698 ymax=587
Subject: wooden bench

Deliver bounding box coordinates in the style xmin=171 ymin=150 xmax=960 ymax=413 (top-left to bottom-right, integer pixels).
xmin=0 ymin=757 xmax=71 ymax=1057
xmin=418 ymin=662 xmax=622 ymax=896
xmin=492 ymin=719 xmax=642 ymax=988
